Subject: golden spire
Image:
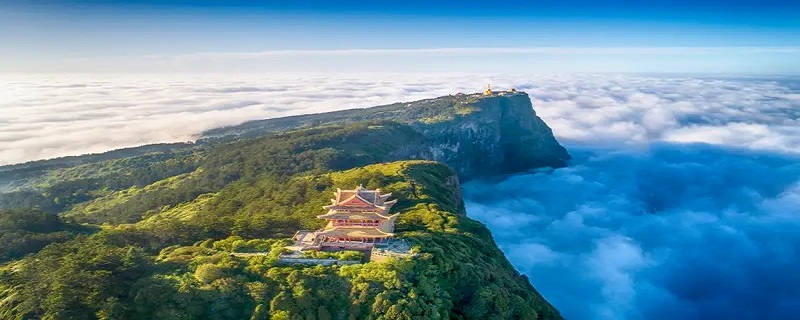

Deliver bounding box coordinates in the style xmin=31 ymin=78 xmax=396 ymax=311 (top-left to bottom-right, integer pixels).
xmin=484 ymin=84 xmax=493 ymax=95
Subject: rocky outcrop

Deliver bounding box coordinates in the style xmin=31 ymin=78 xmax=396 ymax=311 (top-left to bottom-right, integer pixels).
xmin=203 ymin=91 xmax=571 ymax=178
xmin=406 ymin=92 xmax=570 ymax=176
xmin=445 ymin=173 xmax=466 ymax=215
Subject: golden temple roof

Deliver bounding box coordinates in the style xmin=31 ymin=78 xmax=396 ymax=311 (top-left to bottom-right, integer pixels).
xmin=330 ymin=185 xmax=394 ymax=206
xmin=316 ymin=227 xmax=394 ymax=238
xmin=316 ymin=212 xmax=398 ymax=220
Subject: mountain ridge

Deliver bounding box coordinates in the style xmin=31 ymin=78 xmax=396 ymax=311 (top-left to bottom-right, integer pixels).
xmin=0 ymin=91 xmax=568 ymax=319
xmin=1 ymin=91 xmax=569 ymax=187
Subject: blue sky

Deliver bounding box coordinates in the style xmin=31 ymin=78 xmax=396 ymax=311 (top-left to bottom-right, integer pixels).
xmin=2 ymin=0 xmax=799 ymax=73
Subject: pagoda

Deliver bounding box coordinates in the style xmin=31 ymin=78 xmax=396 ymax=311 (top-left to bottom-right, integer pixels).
xmin=312 ymin=185 xmax=399 ymax=250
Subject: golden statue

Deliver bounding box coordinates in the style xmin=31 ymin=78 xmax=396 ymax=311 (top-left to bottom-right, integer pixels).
xmin=483 ymin=84 xmax=493 ymax=95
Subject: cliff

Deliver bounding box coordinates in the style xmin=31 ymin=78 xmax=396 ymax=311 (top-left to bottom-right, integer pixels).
xmin=406 ymin=92 xmax=570 ymax=176
xmin=201 ymin=91 xmax=571 ymax=177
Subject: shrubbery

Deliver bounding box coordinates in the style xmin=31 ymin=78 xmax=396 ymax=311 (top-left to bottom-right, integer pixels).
xmin=0 ymin=121 xmax=561 ymax=319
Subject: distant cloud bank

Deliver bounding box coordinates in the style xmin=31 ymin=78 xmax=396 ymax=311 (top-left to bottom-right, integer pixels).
xmin=1 ymin=74 xmax=798 ymax=165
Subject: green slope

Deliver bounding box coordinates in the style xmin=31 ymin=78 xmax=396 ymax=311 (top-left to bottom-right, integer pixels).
xmin=61 ymin=121 xmax=428 ymax=225
xmin=1 ymin=91 xmax=569 ymax=217
xmin=0 ymin=208 xmax=96 ymax=262
xmin=0 ymin=160 xmax=562 ymax=320
xmin=0 ymin=92 xmax=569 ymax=319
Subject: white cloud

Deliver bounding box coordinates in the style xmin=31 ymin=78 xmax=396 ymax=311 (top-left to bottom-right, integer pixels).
xmin=661 ymin=123 xmax=800 ymax=152
xmin=2 ymin=73 xmax=799 ymax=165
xmin=526 ymin=75 xmax=800 ymax=152
xmin=465 ymin=144 xmax=800 ymax=320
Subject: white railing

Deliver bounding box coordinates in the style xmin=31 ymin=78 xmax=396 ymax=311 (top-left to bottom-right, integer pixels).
xmin=277 ymin=257 xmax=361 ymax=266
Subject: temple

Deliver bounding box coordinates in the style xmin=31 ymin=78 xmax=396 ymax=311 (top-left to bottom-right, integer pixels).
xmin=291 ymin=185 xmax=399 ymax=251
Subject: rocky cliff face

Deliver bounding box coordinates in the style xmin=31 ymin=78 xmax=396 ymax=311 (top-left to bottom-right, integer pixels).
xmin=202 ymin=91 xmax=571 ymax=178
xmin=407 ymin=92 xmax=570 ymax=177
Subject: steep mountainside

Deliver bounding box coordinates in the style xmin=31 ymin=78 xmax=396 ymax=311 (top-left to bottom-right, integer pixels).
xmin=1 ymin=92 xmax=569 ymax=213
xmin=203 ymin=92 xmax=570 ymax=176
xmin=0 ymin=91 xmax=568 ymax=320
xmin=0 ymin=161 xmax=563 ymax=319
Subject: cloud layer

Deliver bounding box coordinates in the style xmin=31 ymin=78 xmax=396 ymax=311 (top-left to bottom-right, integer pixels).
xmin=2 ymin=74 xmax=798 ymax=165
xmin=465 ymin=145 xmax=800 ymax=320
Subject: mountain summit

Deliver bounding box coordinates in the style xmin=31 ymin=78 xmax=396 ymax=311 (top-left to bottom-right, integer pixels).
xmin=204 ymin=91 xmax=571 ymax=177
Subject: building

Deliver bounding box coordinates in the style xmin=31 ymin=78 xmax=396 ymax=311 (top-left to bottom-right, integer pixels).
xmin=315 ymin=185 xmax=399 ymax=250
xmin=483 ymin=84 xmax=493 ymax=95
xmin=291 ymin=185 xmax=399 ymax=251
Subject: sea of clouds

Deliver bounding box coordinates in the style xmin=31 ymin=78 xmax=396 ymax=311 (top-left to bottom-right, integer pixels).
xmin=465 ymin=145 xmax=800 ymax=319
xmin=463 ymin=75 xmax=800 ymax=319
xmin=2 ymin=73 xmax=800 ymax=319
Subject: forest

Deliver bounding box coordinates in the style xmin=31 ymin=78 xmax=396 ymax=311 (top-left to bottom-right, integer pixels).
xmin=0 ymin=93 xmax=565 ymax=319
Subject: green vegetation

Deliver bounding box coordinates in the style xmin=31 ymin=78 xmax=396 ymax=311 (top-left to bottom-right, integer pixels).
xmin=56 ymin=121 xmax=426 ymax=226
xmin=0 ymin=148 xmax=200 ymax=213
xmin=210 ymin=236 xmax=289 ymax=253
xmin=454 ymin=101 xmax=480 ymax=115
xmin=0 ymin=208 xmax=95 ymax=262
xmin=0 ymin=92 xmax=567 ymax=319
xmin=201 ymin=93 xmax=499 ymax=140
xmin=63 ymin=171 xmax=202 ymax=225
xmin=0 ymin=159 xmax=561 ymax=319
xmin=420 ymin=115 xmax=455 ymax=124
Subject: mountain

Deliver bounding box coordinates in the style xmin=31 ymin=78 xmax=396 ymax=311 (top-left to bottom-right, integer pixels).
xmin=203 ymin=91 xmax=570 ymax=176
xmin=0 ymin=91 xmax=569 ymax=213
xmin=0 ymin=91 xmax=568 ymax=319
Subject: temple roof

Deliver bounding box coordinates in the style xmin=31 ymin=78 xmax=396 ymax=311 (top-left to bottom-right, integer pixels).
xmin=316 ymin=227 xmax=394 ymax=238
xmin=316 ymin=211 xmax=399 ymax=220
xmin=338 ymin=195 xmax=374 ymax=207
xmin=331 ymin=185 xmax=394 ymax=207
xmin=324 ymin=200 xmax=397 ymax=210
xmin=317 ymin=185 xmax=400 ymax=224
